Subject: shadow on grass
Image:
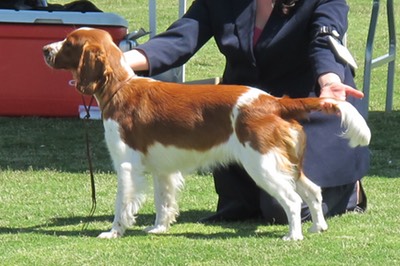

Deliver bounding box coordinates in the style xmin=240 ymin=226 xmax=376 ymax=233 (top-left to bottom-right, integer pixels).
xmin=367 ymin=111 xmax=400 ymax=178
xmin=0 ymin=209 xmax=284 ymax=239
xmin=0 ymin=117 xmax=113 ymax=173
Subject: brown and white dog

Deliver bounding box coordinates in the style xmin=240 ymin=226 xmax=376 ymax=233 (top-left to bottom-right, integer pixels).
xmin=43 ymin=28 xmax=370 ymax=240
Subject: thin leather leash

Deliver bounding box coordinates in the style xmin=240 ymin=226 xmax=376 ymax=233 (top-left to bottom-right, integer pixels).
xmin=78 ymin=77 xmax=133 ymax=232
xmin=80 ymin=95 xmax=97 ymax=232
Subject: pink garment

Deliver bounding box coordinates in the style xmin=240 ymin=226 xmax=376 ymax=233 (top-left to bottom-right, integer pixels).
xmin=253 ymin=26 xmax=262 ymax=46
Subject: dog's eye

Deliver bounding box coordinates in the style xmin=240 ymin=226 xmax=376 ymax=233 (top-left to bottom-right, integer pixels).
xmin=64 ymin=41 xmax=73 ymax=48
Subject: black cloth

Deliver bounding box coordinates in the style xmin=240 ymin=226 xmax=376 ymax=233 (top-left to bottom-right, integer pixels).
xmin=135 ymin=0 xmax=370 ymax=222
xmin=138 ymin=0 xmax=350 ymax=96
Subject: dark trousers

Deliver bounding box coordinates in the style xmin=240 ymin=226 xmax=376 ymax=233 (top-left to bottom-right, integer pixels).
xmin=211 ymin=164 xmax=367 ymax=224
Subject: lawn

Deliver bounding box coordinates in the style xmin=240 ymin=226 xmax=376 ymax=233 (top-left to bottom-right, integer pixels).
xmin=1 ymin=0 xmax=400 ymax=265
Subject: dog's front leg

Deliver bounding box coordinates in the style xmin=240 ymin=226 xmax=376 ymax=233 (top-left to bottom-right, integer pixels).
xmin=98 ymin=162 xmax=147 ymax=239
xmin=144 ymin=172 xmax=184 ymax=234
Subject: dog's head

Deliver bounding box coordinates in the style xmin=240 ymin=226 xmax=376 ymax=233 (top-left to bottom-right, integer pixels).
xmin=43 ymin=28 xmax=131 ymax=95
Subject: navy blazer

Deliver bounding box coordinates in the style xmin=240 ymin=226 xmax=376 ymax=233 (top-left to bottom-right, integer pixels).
xmin=137 ymin=0 xmax=370 ymax=187
xmin=139 ymin=0 xmax=350 ymax=97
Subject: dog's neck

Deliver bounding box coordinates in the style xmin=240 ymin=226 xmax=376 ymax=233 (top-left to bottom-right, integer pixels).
xmin=94 ymin=53 xmax=137 ymax=111
xmin=96 ymin=74 xmax=135 ymax=111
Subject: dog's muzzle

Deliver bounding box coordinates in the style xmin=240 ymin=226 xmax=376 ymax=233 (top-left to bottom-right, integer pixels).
xmin=42 ymin=40 xmax=63 ymax=67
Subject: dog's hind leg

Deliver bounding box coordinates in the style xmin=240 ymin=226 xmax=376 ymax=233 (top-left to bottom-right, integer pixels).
xmin=240 ymin=150 xmax=304 ymax=241
xmin=145 ymin=171 xmax=184 ymax=234
xmin=98 ymin=162 xmax=147 ymax=239
xmin=295 ymin=173 xmax=328 ymax=233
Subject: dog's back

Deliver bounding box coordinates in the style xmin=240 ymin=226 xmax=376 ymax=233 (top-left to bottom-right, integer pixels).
xmin=103 ymin=78 xmax=369 ymax=168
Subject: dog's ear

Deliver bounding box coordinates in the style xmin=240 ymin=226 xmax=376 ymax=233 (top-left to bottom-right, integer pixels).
xmin=74 ymin=43 xmax=111 ymax=95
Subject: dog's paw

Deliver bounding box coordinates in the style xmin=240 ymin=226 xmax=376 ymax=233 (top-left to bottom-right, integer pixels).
xmin=97 ymin=230 xmax=122 ymax=239
xmin=282 ymin=232 xmax=304 ymax=241
xmin=144 ymin=225 xmax=168 ymax=234
xmin=309 ymin=222 xmax=328 ymax=234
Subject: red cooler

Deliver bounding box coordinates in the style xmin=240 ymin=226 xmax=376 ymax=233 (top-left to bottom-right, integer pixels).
xmin=0 ymin=9 xmax=129 ymax=117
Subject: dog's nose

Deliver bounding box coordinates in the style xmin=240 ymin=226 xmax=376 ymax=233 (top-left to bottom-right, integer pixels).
xmin=42 ymin=46 xmax=51 ymax=57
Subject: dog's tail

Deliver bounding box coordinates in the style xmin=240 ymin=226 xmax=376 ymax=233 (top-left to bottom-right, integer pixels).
xmin=278 ymin=97 xmax=371 ymax=147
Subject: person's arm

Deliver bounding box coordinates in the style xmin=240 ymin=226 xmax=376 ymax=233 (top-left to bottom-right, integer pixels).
xmin=124 ymin=0 xmax=213 ymax=76
xmin=124 ymin=49 xmax=149 ymax=71
xmin=309 ymin=0 xmax=362 ymax=100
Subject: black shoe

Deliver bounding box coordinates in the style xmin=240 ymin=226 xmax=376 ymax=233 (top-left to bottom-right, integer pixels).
xmin=198 ymin=212 xmax=226 ymax=224
xmin=198 ymin=202 xmax=260 ymax=223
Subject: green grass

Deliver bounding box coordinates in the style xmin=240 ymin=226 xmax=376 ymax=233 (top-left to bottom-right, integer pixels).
xmin=1 ymin=0 xmax=400 ymax=265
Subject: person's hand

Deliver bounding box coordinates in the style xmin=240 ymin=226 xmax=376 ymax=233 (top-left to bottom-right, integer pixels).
xmin=123 ymin=49 xmax=149 ymax=71
xmin=318 ymin=82 xmax=364 ymax=114
xmin=320 ymin=82 xmax=364 ymax=101
xmin=318 ymin=73 xmax=364 ymax=101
